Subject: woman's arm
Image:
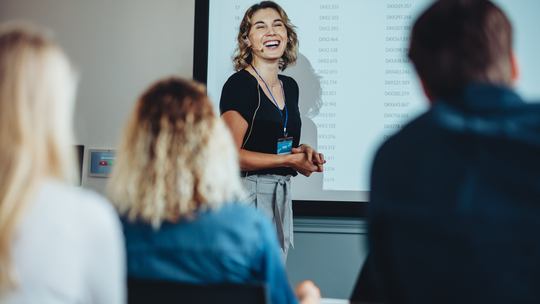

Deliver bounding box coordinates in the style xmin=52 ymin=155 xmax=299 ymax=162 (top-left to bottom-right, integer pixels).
xmin=221 ymin=110 xmax=318 ymax=176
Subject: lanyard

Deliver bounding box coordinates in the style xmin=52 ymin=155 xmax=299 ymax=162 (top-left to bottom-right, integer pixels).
xmin=250 ymin=64 xmax=288 ymax=137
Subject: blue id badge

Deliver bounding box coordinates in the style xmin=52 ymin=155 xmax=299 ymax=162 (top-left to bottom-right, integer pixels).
xmin=277 ymin=137 xmax=293 ymax=155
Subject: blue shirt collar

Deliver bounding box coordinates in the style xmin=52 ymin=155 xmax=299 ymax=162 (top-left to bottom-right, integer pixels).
xmin=436 ymin=83 xmax=524 ymax=112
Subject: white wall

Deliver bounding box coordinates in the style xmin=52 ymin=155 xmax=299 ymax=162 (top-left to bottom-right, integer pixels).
xmin=0 ymin=0 xmax=195 ymax=193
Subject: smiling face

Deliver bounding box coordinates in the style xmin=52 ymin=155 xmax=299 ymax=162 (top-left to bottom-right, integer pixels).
xmin=247 ymin=8 xmax=289 ymax=62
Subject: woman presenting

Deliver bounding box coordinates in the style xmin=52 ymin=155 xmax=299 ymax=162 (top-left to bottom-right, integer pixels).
xmin=220 ymin=1 xmax=324 ymax=259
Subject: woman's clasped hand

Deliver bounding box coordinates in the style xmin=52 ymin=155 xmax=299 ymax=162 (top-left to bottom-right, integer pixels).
xmin=290 ymin=144 xmax=326 ymax=176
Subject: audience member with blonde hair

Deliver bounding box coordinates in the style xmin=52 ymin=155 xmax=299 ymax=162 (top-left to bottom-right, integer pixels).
xmin=108 ymin=77 xmax=321 ymax=304
xmin=0 ymin=22 xmax=125 ymax=303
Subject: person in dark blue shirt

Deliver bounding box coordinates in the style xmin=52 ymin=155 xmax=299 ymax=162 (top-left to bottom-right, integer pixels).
xmin=107 ymin=78 xmax=321 ymax=304
xmin=367 ymin=0 xmax=540 ymax=303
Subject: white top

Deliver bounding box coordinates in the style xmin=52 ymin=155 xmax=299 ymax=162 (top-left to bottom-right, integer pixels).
xmin=1 ymin=179 xmax=126 ymax=304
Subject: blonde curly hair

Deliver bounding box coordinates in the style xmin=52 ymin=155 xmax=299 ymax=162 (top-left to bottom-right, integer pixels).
xmin=108 ymin=78 xmax=242 ymax=228
xmin=233 ymin=1 xmax=299 ymax=72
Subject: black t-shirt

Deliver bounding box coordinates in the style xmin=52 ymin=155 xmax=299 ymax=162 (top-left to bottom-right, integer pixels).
xmin=220 ymin=69 xmax=301 ymax=176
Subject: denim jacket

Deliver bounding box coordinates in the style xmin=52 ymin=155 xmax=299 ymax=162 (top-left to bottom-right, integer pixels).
xmin=122 ymin=203 xmax=298 ymax=304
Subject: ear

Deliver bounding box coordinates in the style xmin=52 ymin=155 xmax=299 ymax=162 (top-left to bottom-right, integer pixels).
xmin=419 ymin=76 xmax=435 ymax=105
xmin=510 ymin=50 xmax=519 ymax=85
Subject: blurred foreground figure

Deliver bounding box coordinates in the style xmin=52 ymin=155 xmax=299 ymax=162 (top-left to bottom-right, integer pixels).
xmin=0 ymin=22 xmax=125 ymax=303
xmin=108 ymin=78 xmax=320 ymax=304
xmin=369 ymin=0 xmax=540 ymax=303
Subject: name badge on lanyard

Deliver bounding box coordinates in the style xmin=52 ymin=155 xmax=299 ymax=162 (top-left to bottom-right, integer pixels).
xmin=250 ymin=64 xmax=293 ymax=156
xmin=277 ymin=137 xmax=294 ymax=155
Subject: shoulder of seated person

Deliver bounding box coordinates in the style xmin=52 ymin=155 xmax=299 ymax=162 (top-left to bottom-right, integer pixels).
xmin=215 ymin=202 xmax=264 ymax=217
xmin=209 ymin=203 xmax=271 ymax=227
xmin=39 ymin=179 xmax=112 ymax=211
xmin=27 ymin=179 xmax=120 ymax=236
xmin=42 ymin=180 xmax=118 ymax=226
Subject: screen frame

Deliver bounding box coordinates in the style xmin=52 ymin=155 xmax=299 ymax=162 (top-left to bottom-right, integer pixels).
xmin=193 ymin=0 xmax=367 ymax=217
xmin=75 ymin=145 xmax=84 ymax=186
xmin=87 ymin=149 xmax=117 ymax=178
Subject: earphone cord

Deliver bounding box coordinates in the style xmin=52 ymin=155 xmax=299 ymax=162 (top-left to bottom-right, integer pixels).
xmin=243 ymin=82 xmax=261 ymax=189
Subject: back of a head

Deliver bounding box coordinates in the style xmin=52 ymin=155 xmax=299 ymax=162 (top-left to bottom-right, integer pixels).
xmin=108 ymin=78 xmax=242 ymax=228
xmin=0 ymin=22 xmax=76 ymax=289
xmin=409 ymin=0 xmax=513 ymax=100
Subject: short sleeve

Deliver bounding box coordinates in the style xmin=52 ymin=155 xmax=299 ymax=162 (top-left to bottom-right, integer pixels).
xmin=219 ymin=72 xmax=257 ymax=123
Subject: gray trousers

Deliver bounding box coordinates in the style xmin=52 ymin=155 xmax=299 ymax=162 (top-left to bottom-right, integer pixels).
xmin=243 ymin=174 xmax=294 ymax=260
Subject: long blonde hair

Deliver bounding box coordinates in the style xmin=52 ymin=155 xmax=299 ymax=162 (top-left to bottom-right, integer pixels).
xmin=108 ymin=78 xmax=242 ymax=228
xmin=233 ymin=1 xmax=299 ymax=72
xmin=0 ymin=22 xmax=77 ymax=290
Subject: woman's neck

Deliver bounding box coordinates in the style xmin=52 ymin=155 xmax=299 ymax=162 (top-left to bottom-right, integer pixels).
xmin=250 ymin=56 xmax=280 ymax=85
